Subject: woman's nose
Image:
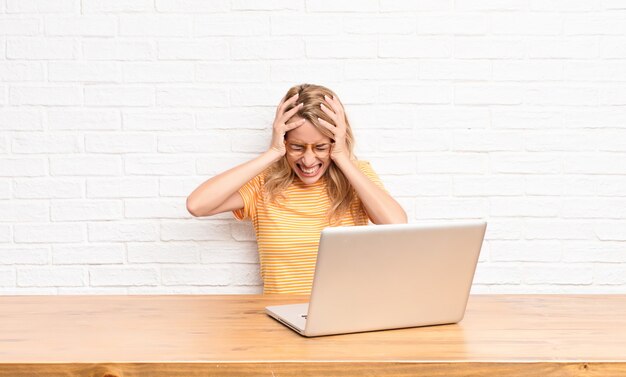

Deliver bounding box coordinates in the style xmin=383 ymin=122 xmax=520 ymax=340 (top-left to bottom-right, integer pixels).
xmin=302 ymin=148 xmax=318 ymax=164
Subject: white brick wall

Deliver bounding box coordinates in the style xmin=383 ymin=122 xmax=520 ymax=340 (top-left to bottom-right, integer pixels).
xmin=1 ymin=1 xmax=625 ymax=295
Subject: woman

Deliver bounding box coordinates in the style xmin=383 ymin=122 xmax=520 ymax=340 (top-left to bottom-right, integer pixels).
xmin=186 ymin=83 xmax=407 ymax=294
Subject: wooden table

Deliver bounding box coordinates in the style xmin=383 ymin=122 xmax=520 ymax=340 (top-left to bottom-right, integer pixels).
xmin=0 ymin=295 xmax=625 ymax=376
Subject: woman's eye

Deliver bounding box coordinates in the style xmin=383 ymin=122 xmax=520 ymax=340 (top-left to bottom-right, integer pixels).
xmin=316 ymin=146 xmax=329 ymax=151
xmin=291 ymin=145 xmax=304 ymax=150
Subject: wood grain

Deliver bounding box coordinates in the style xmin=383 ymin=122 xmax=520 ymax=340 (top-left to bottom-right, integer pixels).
xmin=0 ymin=294 xmax=625 ymax=376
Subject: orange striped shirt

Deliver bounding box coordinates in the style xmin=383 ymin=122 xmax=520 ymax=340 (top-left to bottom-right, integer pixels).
xmin=233 ymin=160 xmax=386 ymax=294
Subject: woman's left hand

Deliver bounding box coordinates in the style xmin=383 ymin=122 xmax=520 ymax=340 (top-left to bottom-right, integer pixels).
xmin=317 ymin=94 xmax=350 ymax=162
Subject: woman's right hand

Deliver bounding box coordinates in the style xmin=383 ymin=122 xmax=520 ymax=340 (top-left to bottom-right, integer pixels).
xmin=269 ymin=92 xmax=306 ymax=156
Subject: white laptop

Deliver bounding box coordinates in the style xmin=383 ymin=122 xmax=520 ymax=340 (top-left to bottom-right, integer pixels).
xmin=265 ymin=221 xmax=487 ymax=337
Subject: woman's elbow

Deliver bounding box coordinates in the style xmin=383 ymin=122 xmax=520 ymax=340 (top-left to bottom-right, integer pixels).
xmin=186 ymin=197 xmax=204 ymax=217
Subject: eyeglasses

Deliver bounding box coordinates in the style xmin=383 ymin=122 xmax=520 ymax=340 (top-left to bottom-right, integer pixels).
xmin=284 ymin=140 xmax=333 ymax=158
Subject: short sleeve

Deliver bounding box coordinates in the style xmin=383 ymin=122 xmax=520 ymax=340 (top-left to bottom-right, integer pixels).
xmin=232 ymin=173 xmax=263 ymax=221
xmin=357 ymin=160 xmax=388 ymax=193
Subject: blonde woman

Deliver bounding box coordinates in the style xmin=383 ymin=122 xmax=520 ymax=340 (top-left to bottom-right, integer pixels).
xmin=186 ymin=83 xmax=407 ymax=294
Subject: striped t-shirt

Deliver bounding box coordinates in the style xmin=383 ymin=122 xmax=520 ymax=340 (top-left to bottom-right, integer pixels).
xmin=233 ymin=160 xmax=386 ymax=294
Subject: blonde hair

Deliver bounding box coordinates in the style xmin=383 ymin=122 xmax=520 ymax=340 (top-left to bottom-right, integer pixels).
xmin=263 ymin=83 xmax=363 ymax=224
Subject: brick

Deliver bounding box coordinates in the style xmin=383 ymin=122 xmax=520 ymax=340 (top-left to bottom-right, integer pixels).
xmin=530 ymin=0 xmax=600 ymax=11
xmin=596 ymin=177 xmax=626 ymax=196
xmin=196 ymin=108 xmax=272 ymax=130
xmin=0 ymin=226 xmax=11 ymax=243
xmin=490 ymin=241 xmax=561 ymax=262
xmin=415 ymin=106 xmax=490 ymax=129
xmin=89 ymin=267 xmax=159 ymax=286
xmin=454 ymin=37 xmax=524 ymax=59
xmin=123 ymin=111 xmax=194 ymax=131
xmin=85 ymin=133 xmax=155 ymax=153
xmin=160 ymin=177 xmax=204 ymax=197
xmin=83 ymin=39 xmax=156 ymax=61
xmin=485 ymin=219 xmax=523 ymax=240
xmin=366 ymin=155 xmax=415 ymax=175
xmin=120 ymin=15 xmax=191 ymax=37
xmin=13 ymin=178 xmax=84 ymax=199
xmin=155 ymin=0 xmax=229 ymax=12
xmin=379 ymin=37 xmax=452 ymax=58
xmin=379 ymin=84 xmax=452 ymax=104
xmin=490 ymin=152 xmax=561 ymax=174
xmin=562 ymin=199 xmax=626 ymax=219
xmin=417 ymin=14 xmax=486 ymax=35
xmin=157 ymin=134 xmax=230 ymax=153
xmin=231 ymin=264 xmax=262 ymax=286
xmin=381 ymin=175 xmax=452 ymax=197
xmin=195 ymin=155 xmax=252 ymax=175
xmin=414 ymin=198 xmax=489 ymax=219
xmin=12 ymin=133 xmax=81 ymax=154
xmin=197 ymin=60 xmax=270 ymax=83
xmin=124 ymin=155 xmax=195 ymax=176
xmin=417 ymin=153 xmax=488 ymax=174
xmin=0 ymin=269 xmax=16 ymax=287
xmin=419 ymin=60 xmax=490 ymax=80
xmin=14 ymin=223 xmax=85 ymax=243
xmin=524 ymin=131 xmax=596 ymax=151
xmin=452 ymin=130 xmax=523 ymax=152
xmin=161 ymin=266 xmax=230 ymax=285
xmin=454 ymin=176 xmax=524 ymax=196
xmin=229 ymin=130 xmax=269 ymax=153
xmin=306 ymin=0 xmax=377 ymax=11
xmin=10 ymin=86 xmax=82 ymax=106
xmin=230 ymin=39 xmax=304 ymax=60
xmin=492 ymin=61 xmax=562 ymax=81
xmin=594 ymin=265 xmax=626 ymax=285
xmin=345 ymin=60 xmax=417 ymax=81
xmin=127 ymin=242 xmax=201 ymax=263
xmin=85 ymin=87 xmax=154 ymax=107
xmin=271 ymin=14 xmax=341 ymax=36
xmin=491 ymin=12 xmax=562 ymax=35
xmin=473 ymin=264 xmax=521 ymax=284
xmin=306 ymin=38 xmax=377 ymax=59
xmin=122 ymin=62 xmax=194 ymax=83
xmin=490 ymin=197 xmax=560 ymax=217
xmin=0 ymin=158 xmax=46 ymax=177
xmin=18 ymin=267 xmax=84 ymax=287
xmin=232 ymin=0 xmax=300 ymax=11
xmin=88 ymin=222 xmax=159 ymax=242
xmin=454 ymin=85 xmax=523 ymax=105
xmin=593 ymin=221 xmax=626 ymax=241
xmin=6 ymin=0 xmax=78 ymax=13
xmin=564 ymin=153 xmax=626 ymax=174
xmin=526 ymin=86 xmax=598 ymax=106
xmin=48 ymin=62 xmax=120 ymax=82
xmin=600 ymin=37 xmax=626 ymax=58
xmin=528 ymin=37 xmax=598 ymax=59
xmin=0 ymin=110 xmax=42 ymax=131
xmin=156 ymin=87 xmax=227 ymax=107
xmin=161 ymin=220 xmax=232 ymax=241
xmin=51 ymin=200 xmax=123 ymax=221
xmin=82 ymin=0 xmax=153 ymax=12
xmin=337 ymin=105 xmax=415 ymax=130
xmin=525 ymin=220 xmax=596 ymax=240
xmin=563 ymin=241 xmax=626 ymax=263
xmin=0 ymin=201 xmax=48 ymax=222
xmin=0 ymin=62 xmax=45 ymax=81
xmin=523 ymin=264 xmax=592 ymax=285
xmin=492 ymin=108 xmax=561 ymax=129
xmin=380 ymin=0 xmax=452 ymax=11
xmin=87 ymin=177 xmax=158 ymax=198
xmin=53 ymin=244 xmax=125 ymax=264
xmin=158 ymin=40 xmax=227 ymax=60
xmin=48 ymin=110 xmax=120 ymax=130
xmin=7 ymin=37 xmax=77 ymax=59
xmin=564 ymin=14 xmax=626 ymax=35
xmin=50 ymin=156 xmax=122 ymax=176
xmin=564 ymin=61 xmax=626 ymax=81
xmin=0 ymin=18 xmax=40 ymax=36
xmin=44 ymin=16 xmax=116 ymax=36
xmin=344 ymin=16 xmax=415 ymax=34
xmin=124 ymin=199 xmax=188 ymax=219
xmin=524 ymin=176 xmax=595 ymax=196
xmin=0 ymin=247 xmax=49 ymax=264
xmin=0 ymin=180 xmax=10 ymax=199
xmin=194 ymin=15 xmax=269 ymax=36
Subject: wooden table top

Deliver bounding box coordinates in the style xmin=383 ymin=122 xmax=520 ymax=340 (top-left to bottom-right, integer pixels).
xmin=1 ymin=294 xmax=625 ymax=376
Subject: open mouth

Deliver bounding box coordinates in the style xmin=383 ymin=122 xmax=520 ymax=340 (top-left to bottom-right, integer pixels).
xmin=297 ymin=163 xmax=322 ymax=177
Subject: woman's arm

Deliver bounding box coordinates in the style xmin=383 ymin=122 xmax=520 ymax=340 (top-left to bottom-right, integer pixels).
xmin=316 ymin=94 xmax=407 ymax=224
xmin=186 ymin=150 xmax=281 ymax=217
xmin=186 ymin=92 xmax=305 ymax=217
xmin=334 ymin=157 xmax=407 ymax=224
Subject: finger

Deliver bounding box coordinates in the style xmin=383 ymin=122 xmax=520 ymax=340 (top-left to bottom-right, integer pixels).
xmin=319 ymin=102 xmax=336 ymax=119
xmin=280 ymin=102 xmax=303 ymax=124
xmin=324 ymin=94 xmax=343 ymax=115
xmin=277 ymin=93 xmax=299 ymax=116
xmin=284 ymin=118 xmax=306 ymax=132
xmin=317 ymin=117 xmax=337 ymax=134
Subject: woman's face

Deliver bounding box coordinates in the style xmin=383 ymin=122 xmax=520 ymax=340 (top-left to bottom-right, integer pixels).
xmin=284 ymin=117 xmax=333 ymax=185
